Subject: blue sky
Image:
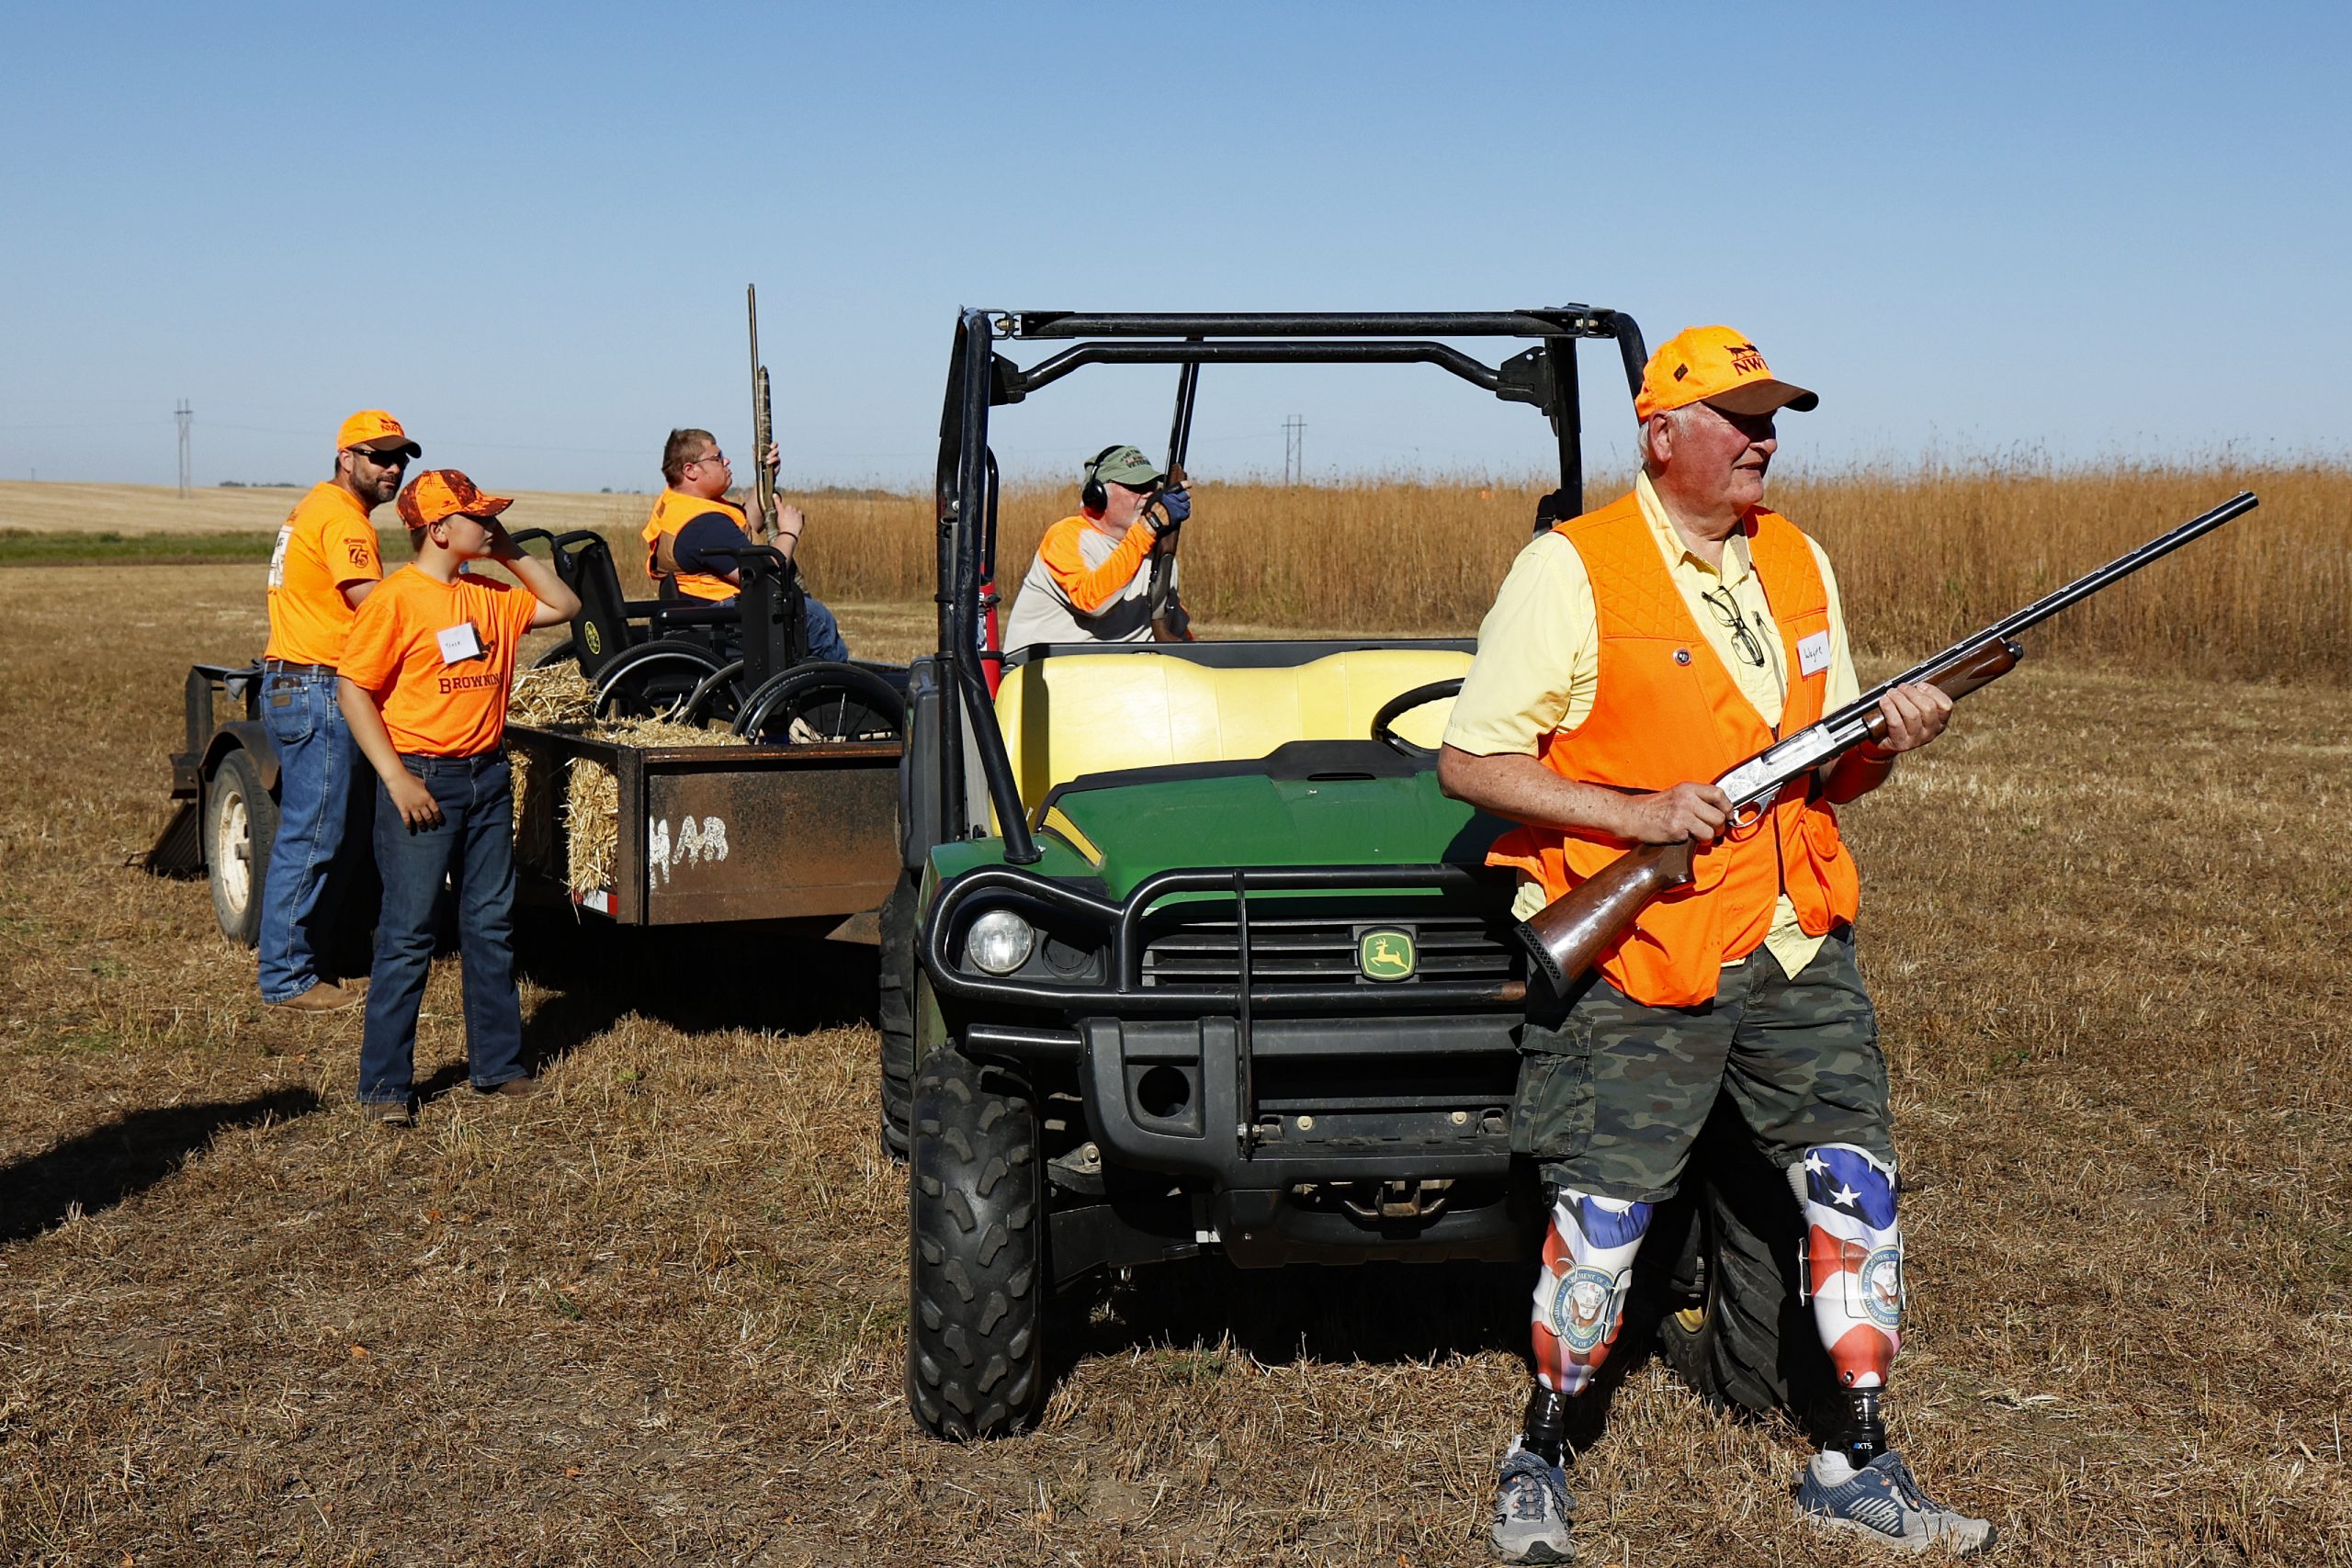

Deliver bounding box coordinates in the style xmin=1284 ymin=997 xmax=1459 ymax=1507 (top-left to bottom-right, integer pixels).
xmin=2 ymin=1 xmax=2344 ymax=492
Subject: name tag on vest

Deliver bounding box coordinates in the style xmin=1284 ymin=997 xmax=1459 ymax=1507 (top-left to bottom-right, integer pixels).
xmin=1796 ymin=629 xmax=1832 ymax=678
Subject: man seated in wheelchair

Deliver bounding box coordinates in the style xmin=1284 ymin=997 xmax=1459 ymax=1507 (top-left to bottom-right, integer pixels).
xmin=640 ymin=427 xmax=850 ymax=662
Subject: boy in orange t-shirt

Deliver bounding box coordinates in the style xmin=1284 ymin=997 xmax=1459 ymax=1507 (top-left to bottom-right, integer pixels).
xmin=336 ymin=470 xmax=581 ymax=1124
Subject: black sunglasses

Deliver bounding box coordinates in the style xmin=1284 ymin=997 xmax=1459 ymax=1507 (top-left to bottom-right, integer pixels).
xmin=356 ymin=447 xmax=412 ymax=468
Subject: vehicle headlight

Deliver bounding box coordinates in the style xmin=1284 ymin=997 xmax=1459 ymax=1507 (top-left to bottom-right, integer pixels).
xmin=964 ymin=909 xmax=1036 ymax=976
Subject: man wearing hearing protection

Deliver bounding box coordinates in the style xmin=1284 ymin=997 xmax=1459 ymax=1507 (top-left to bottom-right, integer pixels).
xmin=1438 ymin=327 xmax=1993 ymax=1562
xmin=1002 ymin=444 xmax=1192 ymax=650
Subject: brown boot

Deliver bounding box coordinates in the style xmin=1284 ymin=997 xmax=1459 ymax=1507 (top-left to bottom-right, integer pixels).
xmin=272 ymin=980 xmax=363 ymax=1013
xmin=478 ymin=1076 xmax=541 ymax=1100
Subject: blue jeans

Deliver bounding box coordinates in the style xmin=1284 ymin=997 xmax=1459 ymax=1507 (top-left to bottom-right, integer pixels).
xmin=804 ymin=595 xmax=850 ymax=663
xmin=257 ymin=671 xmax=370 ymax=1001
xmin=358 ymin=753 xmax=525 ymax=1105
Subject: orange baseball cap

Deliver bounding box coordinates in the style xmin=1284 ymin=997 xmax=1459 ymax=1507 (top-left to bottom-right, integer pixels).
xmin=397 ymin=469 xmax=514 ymax=529
xmin=336 ymin=409 xmax=422 ymax=457
xmin=1634 ymin=326 xmax=1819 ymax=422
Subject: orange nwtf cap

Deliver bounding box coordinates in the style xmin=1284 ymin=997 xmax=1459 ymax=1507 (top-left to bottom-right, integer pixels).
xmin=1634 ymin=326 xmax=1819 ymax=422
xmin=336 ymin=409 xmax=422 ymax=457
xmin=397 ymin=469 xmax=514 ymax=529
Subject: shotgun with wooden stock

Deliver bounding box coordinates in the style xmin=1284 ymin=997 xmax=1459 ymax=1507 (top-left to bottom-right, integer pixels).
xmin=1515 ymin=491 xmax=2261 ymax=995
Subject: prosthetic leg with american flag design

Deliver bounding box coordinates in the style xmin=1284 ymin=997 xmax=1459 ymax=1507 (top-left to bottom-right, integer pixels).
xmin=1791 ymin=1143 xmax=1996 ymax=1552
xmin=1495 ymin=1190 xmax=1654 ymax=1563
xmin=1792 ymin=1143 xmax=1903 ymax=1466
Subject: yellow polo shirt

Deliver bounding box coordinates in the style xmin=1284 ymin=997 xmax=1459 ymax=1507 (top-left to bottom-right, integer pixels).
xmin=1444 ymin=471 xmax=1859 ymax=975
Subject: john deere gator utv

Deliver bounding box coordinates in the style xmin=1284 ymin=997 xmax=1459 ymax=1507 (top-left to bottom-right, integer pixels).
xmin=886 ymin=309 xmax=1835 ymax=1439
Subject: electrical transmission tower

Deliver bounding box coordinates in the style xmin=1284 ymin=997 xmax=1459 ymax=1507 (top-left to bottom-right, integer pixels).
xmin=1282 ymin=414 xmax=1305 ymax=484
xmin=175 ymin=400 xmax=193 ymax=498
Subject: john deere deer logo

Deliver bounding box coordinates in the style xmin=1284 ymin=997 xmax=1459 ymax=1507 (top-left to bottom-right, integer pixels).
xmin=1359 ymin=928 xmax=1416 ymax=982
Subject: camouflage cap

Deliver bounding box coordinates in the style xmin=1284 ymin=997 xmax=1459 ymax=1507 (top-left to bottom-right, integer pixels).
xmin=397 ymin=469 xmax=514 ymax=529
xmin=1087 ymin=445 xmax=1163 ymax=489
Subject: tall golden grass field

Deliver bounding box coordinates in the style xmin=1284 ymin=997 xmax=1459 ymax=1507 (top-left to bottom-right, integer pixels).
xmin=5 ymin=463 xmax=2343 ymax=682
xmin=785 ymin=462 xmax=2349 ymax=684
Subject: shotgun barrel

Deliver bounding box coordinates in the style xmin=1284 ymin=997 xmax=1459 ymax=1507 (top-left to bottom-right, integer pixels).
xmin=748 ymin=285 xmax=776 ymax=527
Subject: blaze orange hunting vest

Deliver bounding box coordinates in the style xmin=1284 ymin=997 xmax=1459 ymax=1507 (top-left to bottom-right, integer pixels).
xmin=640 ymin=488 xmax=748 ymax=603
xmin=1487 ymin=492 xmax=1860 ymax=1007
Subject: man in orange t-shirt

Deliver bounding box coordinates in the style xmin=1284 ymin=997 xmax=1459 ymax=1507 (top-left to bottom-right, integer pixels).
xmin=336 ymin=469 xmax=580 ymax=1124
xmin=255 ymin=409 xmax=418 ymax=1012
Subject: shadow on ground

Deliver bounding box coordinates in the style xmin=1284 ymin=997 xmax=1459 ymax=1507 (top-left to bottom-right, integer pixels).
xmin=0 ymin=1086 xmax=322 ymax=1246
xmin=1076 ymin=1256 xmax=1539 ymax=1370
xmin=514 ymin=908 xmax=881 ymax=1076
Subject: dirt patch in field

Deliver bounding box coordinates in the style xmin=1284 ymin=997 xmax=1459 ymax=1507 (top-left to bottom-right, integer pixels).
xmin=0 ymin=565 xmax=2346 ymax=1564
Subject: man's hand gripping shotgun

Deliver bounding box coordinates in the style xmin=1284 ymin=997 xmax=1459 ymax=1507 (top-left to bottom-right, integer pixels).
xmin=1514 ymin=491 xmax=2261 ymax=996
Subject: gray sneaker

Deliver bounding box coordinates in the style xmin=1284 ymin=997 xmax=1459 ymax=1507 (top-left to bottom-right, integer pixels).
xmin=1490 ymin=1438 xmax=1574 ymax=1563
xmin=1798 ymin=1450 xmax=1995 ymax=1554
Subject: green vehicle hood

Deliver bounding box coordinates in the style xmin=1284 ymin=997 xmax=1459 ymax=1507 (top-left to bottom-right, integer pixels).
xmin=1040 ymin=766 xmax=1509 ymax=901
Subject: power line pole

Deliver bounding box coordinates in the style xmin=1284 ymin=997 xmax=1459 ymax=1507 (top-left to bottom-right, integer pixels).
xmin=175 ymin=400 xmax=193 ymax=498
xmin=1283 ymin=414 xmax=1305 ymax=484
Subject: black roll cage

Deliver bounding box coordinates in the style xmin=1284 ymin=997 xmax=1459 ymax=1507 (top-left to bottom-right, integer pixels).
xmin=930 ymin=307 xmax=1650 ymax=866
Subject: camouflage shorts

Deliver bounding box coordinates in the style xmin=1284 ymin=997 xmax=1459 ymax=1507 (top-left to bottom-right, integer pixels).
xmin=1511 ymin=926 xmax=1895 ymax=1202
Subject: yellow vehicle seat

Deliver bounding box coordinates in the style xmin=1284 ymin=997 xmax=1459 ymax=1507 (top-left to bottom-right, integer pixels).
xmin=995 ymin=648 xmax=1471 ymax=817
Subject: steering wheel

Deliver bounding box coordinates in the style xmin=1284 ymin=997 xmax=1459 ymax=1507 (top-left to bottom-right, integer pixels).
xmin=1370 ymin=678 xmax=1464 ymax=761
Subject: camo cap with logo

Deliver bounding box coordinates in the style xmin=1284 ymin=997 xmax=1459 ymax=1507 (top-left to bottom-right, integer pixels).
xmin=336 ymin=409 xmax=423 ymax=458
xmin=1086 ymin=445 xmax=1164 ymax=489
xmin=396 ymin=469 xmax=514 ymax=530
xmin=1634 ymin=325 xmax=1819 ymax=422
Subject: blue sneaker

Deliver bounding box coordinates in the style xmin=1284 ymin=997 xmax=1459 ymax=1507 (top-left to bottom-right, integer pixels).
xmin=1798 ymin=1450 xmax=1995 ymax=1554
xmin=1490 ymin=1438 xmax=1574 ymax=1563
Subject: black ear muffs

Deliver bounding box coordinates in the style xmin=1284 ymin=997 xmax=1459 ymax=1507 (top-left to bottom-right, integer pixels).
xmin=1080 ymin=444 xmax=1123 ymax=513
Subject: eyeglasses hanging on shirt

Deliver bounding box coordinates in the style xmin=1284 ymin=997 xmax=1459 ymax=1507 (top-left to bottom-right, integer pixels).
xmin=1700 ymin=587 xmax=1771 ymax=669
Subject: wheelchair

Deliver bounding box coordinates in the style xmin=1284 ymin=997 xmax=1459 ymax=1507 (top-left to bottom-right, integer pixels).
xmin=510 ymin=529 xmax=905 ymax=744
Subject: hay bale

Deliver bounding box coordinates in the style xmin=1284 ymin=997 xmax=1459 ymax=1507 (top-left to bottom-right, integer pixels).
xmin=511 ymin=663 xmax=594 ymax=727
xmin=566 ymin=755 xmax=622 ymax=894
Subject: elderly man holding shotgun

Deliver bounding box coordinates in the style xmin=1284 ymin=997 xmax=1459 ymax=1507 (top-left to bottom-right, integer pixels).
xmin=1438 ymin=326 xmax=1991 ymax=1561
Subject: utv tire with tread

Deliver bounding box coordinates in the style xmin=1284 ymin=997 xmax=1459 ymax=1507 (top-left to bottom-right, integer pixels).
xmin=876 ymin=872 xmax=919 ymax=1162
xmin=906 ymin=1048 xmax=1045 ymax=1439
xmin=1655 ymin=1125 xmax=1835 ymax=1420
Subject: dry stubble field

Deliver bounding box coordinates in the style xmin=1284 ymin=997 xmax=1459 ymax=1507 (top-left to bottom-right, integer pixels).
xmin=1 ymin=543 xmax=2347 ymax=1564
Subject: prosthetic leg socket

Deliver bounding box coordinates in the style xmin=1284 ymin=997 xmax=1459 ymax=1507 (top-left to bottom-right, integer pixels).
xmin=1521 ymin=1383 xmax=1569 ymax=1467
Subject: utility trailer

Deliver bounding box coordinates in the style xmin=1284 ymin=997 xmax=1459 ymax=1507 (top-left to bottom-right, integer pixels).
xmin=147 ymin=667 xmax=904 ymax=945
xmin=503 ymin=723 xmax=899 ymax=931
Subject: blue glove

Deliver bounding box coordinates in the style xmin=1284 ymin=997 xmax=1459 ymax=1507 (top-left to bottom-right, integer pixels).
xmin=1155 ymin=486 xmax=1192 ymax=527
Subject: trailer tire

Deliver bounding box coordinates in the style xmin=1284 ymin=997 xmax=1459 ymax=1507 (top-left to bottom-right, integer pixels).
xmin=907 ymin=1048 xmax=1046 ymax=1440
xmin=877 ymin=872 xmax=919 ymax=1162
xmin=206 ymin=748 xmax=277 ymax=948
xmin=1654 ymin=1126 xmax=1835 ymax=1420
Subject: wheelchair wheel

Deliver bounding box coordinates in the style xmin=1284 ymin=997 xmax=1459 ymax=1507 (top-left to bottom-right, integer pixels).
xmin=734 ymin=660 xmax=906 ymax=744
xmin=590 ymin=638 xmax=724 ymax=720
xmin=531 ymin=638 xmax=578 ymax=671
xmin=680 ymin=660 xmax=748 ymax=728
